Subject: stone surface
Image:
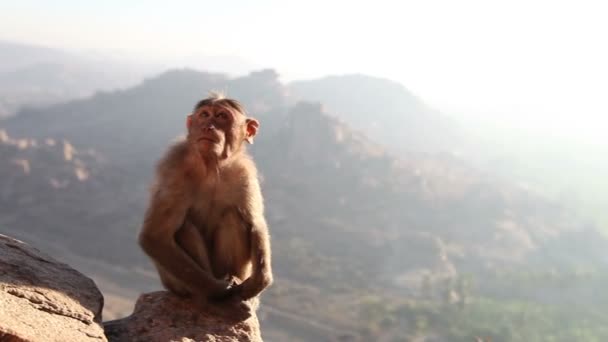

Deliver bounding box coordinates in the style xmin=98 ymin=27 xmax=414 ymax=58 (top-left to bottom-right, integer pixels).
xmin=104 ymin=291 xmax=263 ymax=342
xmin=0 ymin=234 xmax=107 ymax=342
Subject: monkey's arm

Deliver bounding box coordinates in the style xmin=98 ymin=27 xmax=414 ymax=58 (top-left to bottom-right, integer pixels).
xmin=139 ymin=187 xmax=228 ymax=297
xmin=240 ymin=216 xmax=274 ymax=300
xmin=234 ymin=181 xmax=274 ymax=300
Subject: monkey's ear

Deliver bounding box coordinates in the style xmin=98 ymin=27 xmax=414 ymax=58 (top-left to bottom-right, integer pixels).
xmin=186 ymin=115 xmax=193 ymax=130
xmin=245 ymin=118 xmax=259 ymax=144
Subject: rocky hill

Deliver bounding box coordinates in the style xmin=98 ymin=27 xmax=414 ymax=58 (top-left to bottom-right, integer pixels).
xmin=1 ymin=69 xmax=607 ymax=341
xmin=289 ymin=74 xmax=464 ymax=154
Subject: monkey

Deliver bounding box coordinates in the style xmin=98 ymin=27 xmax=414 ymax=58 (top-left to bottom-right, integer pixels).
xmin=138 ymin=93 xmax=273 ymax=307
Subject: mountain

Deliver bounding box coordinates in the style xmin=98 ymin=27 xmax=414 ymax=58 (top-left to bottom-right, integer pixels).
xmin=0 ymin=41 xmax=151 ymax=118
xmin=1 ymin=68 xmax=286 ymax=164
xmin=289 ymin=75 xmax=465 ymax=154
xmin=1 ymin=69 xmax=607 ymax=341
xmin=0 ymin=41 xmax=80 ymax=72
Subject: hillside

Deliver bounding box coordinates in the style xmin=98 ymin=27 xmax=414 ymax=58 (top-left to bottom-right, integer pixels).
xmin=0 ymin=41 xmax=150 ymax=118
xmin=289 ymin=75 xmax=465 ymax=154
xmin=1 ymin=69 xmax=607 ymax=341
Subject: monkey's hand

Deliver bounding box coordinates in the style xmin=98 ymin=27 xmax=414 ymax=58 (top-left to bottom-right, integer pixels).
xmin=208 ymin=276 xmax=242 ymax=301
xmin=232 ymin=274 xmax=273 ymax=301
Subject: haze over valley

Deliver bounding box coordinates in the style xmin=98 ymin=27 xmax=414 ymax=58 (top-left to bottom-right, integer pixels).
xmin=1 ymin=2 xmax=607 ymax=339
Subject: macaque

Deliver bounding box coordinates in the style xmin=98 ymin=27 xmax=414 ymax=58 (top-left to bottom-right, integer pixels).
xmin=138 ymin=93 xmax=273 ymax=305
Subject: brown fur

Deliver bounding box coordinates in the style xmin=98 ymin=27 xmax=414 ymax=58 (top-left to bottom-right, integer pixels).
xmin=139 ymin=97 xmax=273 ymax=303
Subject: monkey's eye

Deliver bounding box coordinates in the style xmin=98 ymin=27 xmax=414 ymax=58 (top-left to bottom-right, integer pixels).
xmin=199 ymin=111 xmax=211 ymax=118
xmin=216 ymin=112 xmax=228 ymax=119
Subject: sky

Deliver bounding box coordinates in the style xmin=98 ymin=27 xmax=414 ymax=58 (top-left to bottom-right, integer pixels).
xmin=1 ymin=0 xmax=607 ymax=145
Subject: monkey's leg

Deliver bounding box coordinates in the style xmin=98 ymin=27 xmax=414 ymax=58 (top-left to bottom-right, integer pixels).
xmin=155 ymin=262 xmax=192 ymax=296
xmin=158 ymin=221 xmax=214 ymax=296
xmin=175 ymin=220 xmax=213 ymax=271
xmin=212 ymin=211 xmax=252 ymax=282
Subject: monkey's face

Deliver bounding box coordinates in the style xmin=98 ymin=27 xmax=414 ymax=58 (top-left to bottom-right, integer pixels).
xmin=187 ymin=104 xmax=259 ymax=160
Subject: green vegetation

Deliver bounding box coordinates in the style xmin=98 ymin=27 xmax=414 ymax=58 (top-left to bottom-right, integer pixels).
xmin=391 ymin=297 xmax=608 ymax=342
xmin=353 ymin=272 xmax=608 ymax=341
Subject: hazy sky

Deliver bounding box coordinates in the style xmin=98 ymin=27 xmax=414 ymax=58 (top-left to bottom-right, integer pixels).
xmin=1 ymin=0 xmax=607 ymax=144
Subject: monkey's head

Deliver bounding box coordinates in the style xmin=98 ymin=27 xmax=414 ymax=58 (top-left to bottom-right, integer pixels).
xmin=186 ymin=93 xmax=259 ymax=161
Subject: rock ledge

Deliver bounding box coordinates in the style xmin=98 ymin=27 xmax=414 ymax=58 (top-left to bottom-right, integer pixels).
xmin=0 ymin=234 xmax=106 ymax=342
xmin=104 ymin=291 xmax=262 ymax=342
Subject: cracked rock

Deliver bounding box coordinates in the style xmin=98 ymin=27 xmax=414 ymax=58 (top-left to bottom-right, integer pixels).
xmin=104 ymin=291 xmax=263 ymax=342
xmin=0 ymin=234 xmax=107 ymax=342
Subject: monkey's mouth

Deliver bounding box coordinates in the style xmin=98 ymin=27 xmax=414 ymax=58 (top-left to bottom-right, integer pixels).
xmin=198 ymin=137 xmax=218 ymax=143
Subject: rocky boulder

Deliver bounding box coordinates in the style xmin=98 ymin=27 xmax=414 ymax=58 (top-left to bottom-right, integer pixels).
xmin=104 ymin=291 xmax=262 ymax=342
xmin=0 ymin=234 xmax=106 ymax=342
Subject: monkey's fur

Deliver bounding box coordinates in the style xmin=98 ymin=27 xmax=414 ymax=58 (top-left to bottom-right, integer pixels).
xmin=139 ymin=95 xmax=273 ymax=306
